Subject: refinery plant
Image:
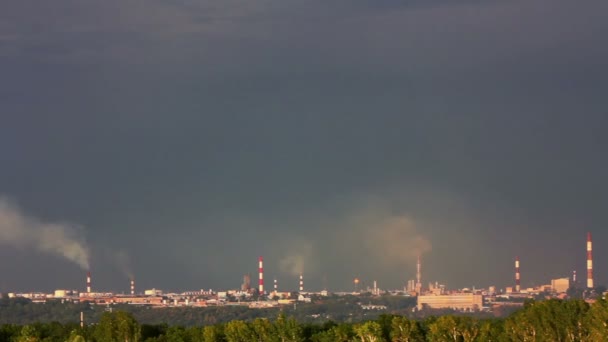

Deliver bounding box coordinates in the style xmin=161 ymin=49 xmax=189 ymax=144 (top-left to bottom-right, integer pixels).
xmin=6 ymin=232 xmax=604 ymax=314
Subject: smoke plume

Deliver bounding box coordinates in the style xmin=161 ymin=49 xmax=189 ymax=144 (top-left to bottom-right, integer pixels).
xmin=273 ymin=198 xmax=432 ymax=289
xmin=325 ymin=199 xmax=432 ymax=277
xmin=279 ymin=239 xmax=313 ymax=276
xmin=107 ymin=249 xmax=134 ymax=279
xmin=352 ymin=212 xmax=432 ymax=265
xmin=0 ymin=197 xmax=90 ymax=269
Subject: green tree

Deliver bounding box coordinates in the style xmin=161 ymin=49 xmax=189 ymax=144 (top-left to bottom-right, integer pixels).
xmin=142 ymin=324 xmax=168 ymax=341
xmin=94 ymin=311 xmax=141 ymax=342
xmin=476 ymin=320 xmax=505 ymax=342
xmin=17 ymin=325 xmax=40 ymax=342
xmin=67 ymin=329 xmax=87 ymax=342
xmin=586 ymin=297 xmax=608 ymax=341
xmin=503 ymin=299 xmax=591 ymax=342
xmin=457 ymin=317 xmax=480 ymax=342
xmin=165 ymin=326 xmax=188 ymax=342
xmin=0 ymin=324 xmax=22 ymax=341
xmin=390 ymin=316 xmax=424 ymax=342
xmin=251 ymin=318 xmax=275 ymax=342
xmin=224 ymin=320 xmax=252 ymax=342
xmin=310 ymin=329 xmax=336 ymax=342
xmin=354 ymin=321 xmax=385 ymax=342
xmin=427 ymin=315 xmax=460 ymax=342
xmin=186 ymin=326 xmax=205 ymax=342
xmin=202 ymin=325 xmax=224 ymax=342
xmin=274 ymin=313 xmax=303 ymax=342
xmin=561 ymin=299 xmax=590 ymax=341
xmin=331 ymin=323 xmax=355 ymax=342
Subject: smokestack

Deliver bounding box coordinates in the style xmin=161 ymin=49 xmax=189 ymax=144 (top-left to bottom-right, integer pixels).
xmin=416 ymin=254 xmax=422 ymax=294
xmin=86 ymin=271 xmax=91 ymax=293
xmin=299 ymin=273 xmax=304 ymax=292
xmin=587 ymin=232 xmax=594 ymax=289
xmin=274 ymin=278 xmax=277 ymax=292
xmin=373 ymin=280 xmax=377 ymax=295
xmin=130 ymin=278 xmax=135 ymax=295
xmin=573 ymin=270 xmax=577 ymax=283
xmin=515 ymin=256 xmax=521 ymax=292
xmin=258 ymin=256 xmax=264 ymax=294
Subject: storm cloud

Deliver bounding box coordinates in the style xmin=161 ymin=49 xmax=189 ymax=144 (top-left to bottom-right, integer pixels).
xmin=0 ymin=0 xmax=607 ymax=292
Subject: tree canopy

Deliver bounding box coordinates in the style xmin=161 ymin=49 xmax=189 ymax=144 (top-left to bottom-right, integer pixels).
xmin=2 ymin=298 xmax=608 ymax=341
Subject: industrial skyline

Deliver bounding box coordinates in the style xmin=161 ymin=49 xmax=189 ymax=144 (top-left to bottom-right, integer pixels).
xmin=1 ymin=0 xmax=608 ymax=292
xmin=3 ymin=232 xmax=601 ymax=297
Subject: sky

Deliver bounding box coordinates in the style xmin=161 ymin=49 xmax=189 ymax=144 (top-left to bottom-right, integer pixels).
xmin=1 ymin=0 xmax=607 ymax=294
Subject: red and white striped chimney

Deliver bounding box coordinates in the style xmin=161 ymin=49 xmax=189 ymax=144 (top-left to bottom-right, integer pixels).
xmin=299 ymin=273 xmax=303 ymax=292
xmin=515 ymin=256 xmax=521 ymax=292
xmin=258 ymin=256 xmax=264 ymax=293
xmin=587 ymin=232 xmax=594 ymax=289
xmin=86 ymin=272 xmax=91 ymax=293
xmin=130 ymin=279 xmax=135 ymax=295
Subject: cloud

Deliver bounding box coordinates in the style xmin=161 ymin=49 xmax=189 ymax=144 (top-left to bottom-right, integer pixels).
xmin=0 ymin=197 xmax=90 ymax=270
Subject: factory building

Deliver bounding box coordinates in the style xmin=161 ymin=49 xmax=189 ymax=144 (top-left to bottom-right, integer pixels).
xmin=417 ymin=293 xmax=483 ymax=311
xmin=144 ymin=289 xmax=163 ymax=296
xmin=551 ymin=278 xmax=570 ymax=293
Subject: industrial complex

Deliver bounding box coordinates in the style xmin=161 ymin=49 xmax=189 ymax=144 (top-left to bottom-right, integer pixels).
xmin=6 ymin=232 xmax=603 ymax=314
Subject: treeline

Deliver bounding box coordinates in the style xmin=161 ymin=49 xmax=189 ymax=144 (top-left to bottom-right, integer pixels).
xmin=0 ymin=296 xmax=419 ymax=326
xmin=3 ymin=298 xmax=608 ymax=341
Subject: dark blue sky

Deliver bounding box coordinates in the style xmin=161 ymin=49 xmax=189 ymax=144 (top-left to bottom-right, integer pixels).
xmin=1 ymin=0 xmax=607 ymax=293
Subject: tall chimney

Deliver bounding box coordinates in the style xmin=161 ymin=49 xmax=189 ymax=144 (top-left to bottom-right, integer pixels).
xmin=130 ymin=278 xmax=135 ymax=295
xmin=274 ymin=278 xmax=277 ymax=292
xmin=587 ymin=232 xmax=594 ymax=289
xmin=515 ymin=256 xmax=521 ymax=292
xmin=86 ymin=272 xmax=91 ymax=293
xmin=415 ymin=254 xmax=422 ymax=294
xmin=573 ymin=270 xmax=577 ymax=283
xmin=299 ymin=273 xmax=304 ymax=292
xmin=258 ymin=256 xmax=264 ymax=294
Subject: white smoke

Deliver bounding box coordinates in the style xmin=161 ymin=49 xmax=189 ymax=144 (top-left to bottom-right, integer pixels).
xmin=349 ymin=211 xmax=432 ymax=265
xmin=274 ymin=199 xmax=432 ymax=286
xmin=0 ymin=197 xmax=90 ymax=269
xmin=106 ymin=249 xmax=134 ymax=279
xmin=278 ymin=239 xmax=313 ymax=276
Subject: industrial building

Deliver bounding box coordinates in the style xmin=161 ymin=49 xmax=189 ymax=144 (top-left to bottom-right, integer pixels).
xmin=5 ymin=235 xmax=602 ymax=315
xmin=417 ymin=293 xmax=483 ymax=311
xmin=551 ymin=278 xmax=570 ymax=293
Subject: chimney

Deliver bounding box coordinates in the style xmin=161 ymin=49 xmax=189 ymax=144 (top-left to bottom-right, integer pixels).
xmin=515 ymin=256 xmax=521 ymax=292
xmin=587 ymin=232 xmax=594 ymax=289
xmin=258 ymin=256 xmax=264 ymax=294
xmin=415 ymin=254 xmax=422 ymax=294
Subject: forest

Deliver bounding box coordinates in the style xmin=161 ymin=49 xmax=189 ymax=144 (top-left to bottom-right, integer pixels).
xmin=0 ymin=295 xmax=425 ymax=327
xmin=2 ymin=298 xmax=608 ymax=341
